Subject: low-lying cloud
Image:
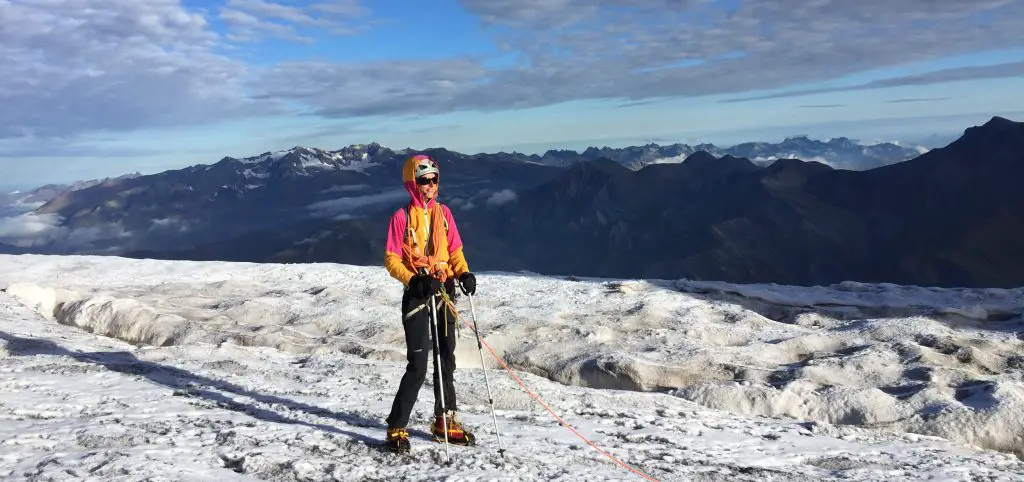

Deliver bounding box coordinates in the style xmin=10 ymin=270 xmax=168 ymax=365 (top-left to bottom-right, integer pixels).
xmin=0 ymin=213 xmax=66 ymax=247
xmin=0 ymin=213 xmax=129 ymax=250
xmin=149 ymin=217 xmax=190 ymax=233
xmin=306 ymin=189 xmax=409 ymax=219
xmin=320 ymin=184 xmax=372 ymax=194
xmin=0 ymin=197 xmax=45 ymax=219
xmin=486 ymin=189 xmax=518 ymax=206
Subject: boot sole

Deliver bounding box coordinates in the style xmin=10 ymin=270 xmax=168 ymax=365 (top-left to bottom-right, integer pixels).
xmin=431 ymin=433 xmax=476 ymax=446
xmin=381 ymin=443 xmax=411 ymax=454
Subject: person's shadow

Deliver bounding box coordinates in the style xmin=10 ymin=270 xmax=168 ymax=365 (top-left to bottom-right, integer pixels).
xmin=0 ymin=331 xmax=432 ymax=447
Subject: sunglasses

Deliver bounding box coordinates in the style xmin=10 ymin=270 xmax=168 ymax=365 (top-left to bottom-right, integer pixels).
xmin=416 ymin=176 xmax=439 ymax=185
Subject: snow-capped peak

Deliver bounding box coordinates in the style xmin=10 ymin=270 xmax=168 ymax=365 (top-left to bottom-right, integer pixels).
xmin=215 ymin=143 xmax=392 ymax=177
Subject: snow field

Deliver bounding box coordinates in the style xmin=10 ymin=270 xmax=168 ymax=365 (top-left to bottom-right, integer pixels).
xmin=0 ymin=254 xmax=1023 ymax=480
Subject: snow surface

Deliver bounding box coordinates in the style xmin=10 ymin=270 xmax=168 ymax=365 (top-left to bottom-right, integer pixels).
xmin=1 ymin=254 xmax=1022 ymax=481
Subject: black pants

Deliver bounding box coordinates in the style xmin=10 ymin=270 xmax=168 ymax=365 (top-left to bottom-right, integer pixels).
xmin=385 ymin=288 xmax=458 ymax=429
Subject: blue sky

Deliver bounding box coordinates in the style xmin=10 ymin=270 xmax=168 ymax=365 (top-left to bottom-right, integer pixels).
xmin=2 ymin=0 xmax=1024 ymax=187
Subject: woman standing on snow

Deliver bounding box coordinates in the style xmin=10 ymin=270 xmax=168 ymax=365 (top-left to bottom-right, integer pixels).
xmin=381 ymin=153 xmax=477 ymax=452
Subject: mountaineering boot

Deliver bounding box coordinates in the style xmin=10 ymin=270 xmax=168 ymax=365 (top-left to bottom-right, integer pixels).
xmin=384 ymin=427 xmax=410 ymax=453
xmin=430 ymin=411 xmax=476 ymax=446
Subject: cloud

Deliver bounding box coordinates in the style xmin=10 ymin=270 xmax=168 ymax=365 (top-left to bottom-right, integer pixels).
xmin=0 ymin=142 xmax=164 ymax=159
xmin=219 ymin=0 xmax=371 ymax=42
xmin=320 ymin=184 xmax=371 ymax=194
xmin=721 ymin=61 xmax=1024 ymax=103
xmin=149 ymin=217 xmax=190 ymax=233
xmin=0 ymin=0 xmax=375 ymax=145
xmin=5 ymin=0 xmax=1024 ymax=149
xmin=0 ymin=212 xmax=126 ymax=249
xmin=803 ymin=156 xmax=833 ymax=167
xmin=615 ymin=100 xmax=660 ymax=108
xmin=0 ymin=0 xmax=280 ymax=141
xmin=486 ymin=189 xmax=517 ymax=206
xmin=0 ymin=213 xmax=65 ymax=247
xmin=306 ymin=189 xmax=409 ymax=218
xmin=253 ymin=59 xmax=489 ymax=118
xmin=798 ymin=104 xmax=847 ymax=108
xmin=450 ymin=0 xmax=1024 ymax=105
xmin=0 ymin=199 xmax=45 ymax=219
xmin=407 ymin=125 xmax=461 ymax=134
xmin=253 ymin=0 xmax=1024 ymax=118
xmin=885 ymin=97 xmax=952 ymax=104
xmin=649 ymin=154 xmax=688 ymax=165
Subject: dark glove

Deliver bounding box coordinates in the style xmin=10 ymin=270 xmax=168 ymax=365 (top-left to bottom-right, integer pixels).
xmin=458 ymin=272 xmax=476 ymax=295
xmin=408 ymin=274 xmax=442 ymax=298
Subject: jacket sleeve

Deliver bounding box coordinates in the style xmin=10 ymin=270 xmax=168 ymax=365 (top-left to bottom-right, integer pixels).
xmin=442 ymin=205 xmax=470 ymax=276
xmin=384 ymin=209 xmax=416 ymax=285
xmin=448 ymin=247 xmax=469 ymax=277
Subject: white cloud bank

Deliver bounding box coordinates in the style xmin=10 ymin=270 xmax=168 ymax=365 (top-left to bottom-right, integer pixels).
xmin=0 ymin=213 xmax=130 ymax=250
xmin=0 ymin=213 xmax=72 ymax=247
xmin=486 ymin=189 xmax=518 ymax=206
xmin=306 ymin=188 xmax=409 ymax=219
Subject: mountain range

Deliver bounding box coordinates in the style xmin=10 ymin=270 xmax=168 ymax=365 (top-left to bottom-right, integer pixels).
xmin=536 ymin=135 xmax=927 ymax=171
xmin=465 ymin=116 xmax=1024 ymax=287
xmin=2 ymin=118 xmax=1021 ymax=288
xmin=0 ymin=173 xmax=141 ymax=218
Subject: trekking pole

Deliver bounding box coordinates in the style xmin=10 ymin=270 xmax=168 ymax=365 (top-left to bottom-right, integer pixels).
xmin=427 ymin=281 xmax=452 ymax=464
xmin=459 ymin=280 xmax=505 ymax=458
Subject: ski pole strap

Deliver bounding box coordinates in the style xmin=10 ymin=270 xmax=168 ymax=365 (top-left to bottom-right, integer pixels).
xmin=403 ymin=297 xmax=444 ymax=321
xmin=404 ymin=302 xmax=428 ymax=321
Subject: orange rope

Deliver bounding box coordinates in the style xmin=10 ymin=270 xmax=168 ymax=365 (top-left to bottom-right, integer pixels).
xmin=403 ymin=204 xmax=451 ymax=283
xmin=442 ymin=297 xmax=661 ymax=482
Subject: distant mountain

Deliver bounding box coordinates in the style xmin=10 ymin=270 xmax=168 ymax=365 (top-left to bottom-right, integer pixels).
xmin=0 ymin=173 xmax=141 ymax=218
xmin=20 ymin=143 xmax=560 ymax=254
xmin=4 ymin=134 xmax=919 ymax=221
xmin=4 ymin=118 xmax=1020 ymax=288
xmin=453 ymin=116 xmax=1024 ymax=287
xmin=533 ymin=136 xmax=925 ymax=170
xmin=180 ymin=116 xmax=1020 ymax=288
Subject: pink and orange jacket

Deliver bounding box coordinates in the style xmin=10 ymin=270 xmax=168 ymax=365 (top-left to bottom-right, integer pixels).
xmin=384 ymin=155 xmax=469 ymax=286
